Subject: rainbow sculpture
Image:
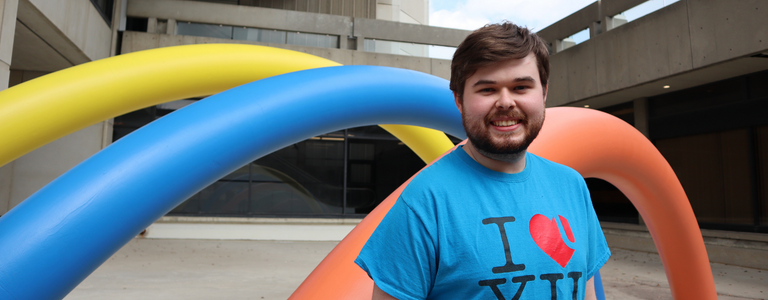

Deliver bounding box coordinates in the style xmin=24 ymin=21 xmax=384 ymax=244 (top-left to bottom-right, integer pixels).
xmin=0 ymin=45 xmax=716 ymax=300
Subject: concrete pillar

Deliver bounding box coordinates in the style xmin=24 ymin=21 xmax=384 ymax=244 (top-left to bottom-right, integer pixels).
xmin=5 ymin=123 xmax=105 ymax=213
xmin=589 ymin=20 xmax=602 ymax=38
xmin=602 ymin=14 xmax=627 ymax=32
xmin=376 ymin=0 xmax=400 ymax=22
xmin=110 ymin=0 xmax=123 ymax=56
xmin=0 ymin=0 xmax=19 ymax=215
xmin=355 ymin=36 xmax=364 ymax=51
xmin=633 ymin=98 xmax=650 ymax=138
xmin=167 ymin=19 xmax=177 ymax=35
xmin=352 ymin=19 xmax=363 ymax=51
xmin=104 ymin=0 xmax=125 ymax=149
xmin=1 ymin=0 xmax=112 ymax=215
xmin=147 ymin=17 xmax=157 ymax=33
xmin=0 ymin=162 xmax=11 ymax=215
xmin=0 ymin=0 xmax=19 ymax=90
xmin=554 ymin=38 xmax=576 ymax=53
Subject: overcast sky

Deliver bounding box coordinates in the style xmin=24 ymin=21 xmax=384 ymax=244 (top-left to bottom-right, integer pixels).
xmin=425 ymin=0 xmax=678 ymax=58
xmin=429 ymin=0 xmax=595 ymax=32
xmin=428 ymin=0 xmax=679 ymax=32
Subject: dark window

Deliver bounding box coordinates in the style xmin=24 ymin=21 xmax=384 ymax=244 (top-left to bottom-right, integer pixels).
xmin=176 ymin=21 xmax=340 ymax=49
xmin=233 ymin=27 xmax=287 ymax=44
xmin=177 ymin=22 xmax=234 ymax=39
xmin=345 ymin=126 xmax=425 ymax=214
xmin=598 ymin=101 xmax=634 ymax=126
xmin=656 ymin=129 xmax=754 ymax=226
xmin=125 ymin=17 xmax=148 ymax=32
xmin=587 ymin=101 xmax=637 ymax=224
xmin=90 ymin=0 xmax=114 ymax=25
xmin=756 ymin=125 xmax=768 ymax=226
xmin=586 ymin=179 xmax=638 ymax=224
xmin=646 ymin=69 xmax=768 ymax=233
xmin=114 ymin=104 xmax=425 ymax=217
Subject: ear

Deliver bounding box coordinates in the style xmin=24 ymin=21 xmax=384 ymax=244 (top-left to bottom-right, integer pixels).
xmin=542 ymin=85 xmax=548 ymax=104
xmin=454 ymin=91 xmax=463 ymax=114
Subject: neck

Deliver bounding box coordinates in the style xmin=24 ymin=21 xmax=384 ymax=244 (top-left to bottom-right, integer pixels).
xmin=464 ymin=141 xmax=527 ymax=174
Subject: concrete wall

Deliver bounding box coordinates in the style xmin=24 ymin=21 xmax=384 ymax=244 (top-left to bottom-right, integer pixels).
xmin=686 ymin=0 xmax=767 ymax=69
xmin=129 ymin=0 xmax=352 ymax=37
xmin=0 ymin=0 xmax=20 ymax=212
xmin=128 ymin=0 xmax=469 ymax=49
xmin=398 ymin=0 xmax=427 ymax=25
xmin=0 ymin=0 xmax=19 ymax=90
xmin=0 ymin=0 xmax=115 ymax=215
xmin=19 ymin=0 xmax=112 ymax=63
xmin=546 ymin=0 xmax=768 ymax=107
xmin=0 ymin=163 xmax=10 ymax=214
xmin=537 ymin=2 xmax=600 ymax=44
xmin=536 ymin=0 xmax=646 ymax=48
xmin=376 ymin=0 xmax=427 ymax=25
xmin=0 ymin=69 xmax=109 ymax=215
xmin=1 ymin=123 xmax=106 ymax=212
xmin=602 ymin=0 xmax=648 ymax=19
xmin=354 ymin=18 xmax=467 ymax=47
xmin=191 ymin=0 xmax=377 ymax=19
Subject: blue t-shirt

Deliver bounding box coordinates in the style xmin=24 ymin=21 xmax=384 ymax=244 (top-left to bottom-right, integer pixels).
xmin=355 ymin=146 xmax=610 ymax=300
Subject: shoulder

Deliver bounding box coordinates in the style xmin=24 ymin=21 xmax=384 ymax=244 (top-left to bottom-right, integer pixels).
xmin=398 ymin=148 xmax=469 ymax=204
xmin=408 ymin=147 xmax=467 ymax=185
xmin=527 ymin=153 xmax=589 ymax=199
xmin=528 ymin=153 xmax=584 ymax=181
xmin=528 ymin=153 xmax=578 ymax=174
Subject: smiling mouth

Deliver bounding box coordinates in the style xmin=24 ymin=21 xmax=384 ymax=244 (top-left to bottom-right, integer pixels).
xmin=492 ymin=120 xmax=519 ymax=127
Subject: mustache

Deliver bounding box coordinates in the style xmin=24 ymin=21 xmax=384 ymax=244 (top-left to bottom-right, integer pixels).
xmin=485 ymin=110 xmax=527 ymax=122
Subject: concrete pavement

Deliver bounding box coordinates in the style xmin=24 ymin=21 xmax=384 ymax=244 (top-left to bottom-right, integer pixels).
xmin=601 ymin=248 xmax=766 ymax=300
xmin=65 ymin=239 xmax=767 ymax=300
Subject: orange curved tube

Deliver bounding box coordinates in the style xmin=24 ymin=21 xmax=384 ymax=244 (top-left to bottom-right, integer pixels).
xmin=289 ymin=107 xmax=717 ymax=300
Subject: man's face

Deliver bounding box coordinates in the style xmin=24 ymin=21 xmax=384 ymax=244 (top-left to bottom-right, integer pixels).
xmin=455 ymin=53 xmax=547 ymax=156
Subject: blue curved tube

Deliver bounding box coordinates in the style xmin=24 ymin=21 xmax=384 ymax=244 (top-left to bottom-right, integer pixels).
xmin=595 ymin=271 xmax=606 ymax=300
xmin=0 ymin=66 xmax=464 ymax=299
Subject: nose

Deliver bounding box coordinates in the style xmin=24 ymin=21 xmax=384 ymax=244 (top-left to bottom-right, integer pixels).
xmin=496 ymin=88 xmax=517 ymax=110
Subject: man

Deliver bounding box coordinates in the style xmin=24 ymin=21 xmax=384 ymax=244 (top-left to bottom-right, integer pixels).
xmin=355 ymin=22 xmax=610 ymax=300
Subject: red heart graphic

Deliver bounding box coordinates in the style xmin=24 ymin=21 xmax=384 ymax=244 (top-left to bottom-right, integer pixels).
xmin=529 ymin=214 xmax=575 ymax=268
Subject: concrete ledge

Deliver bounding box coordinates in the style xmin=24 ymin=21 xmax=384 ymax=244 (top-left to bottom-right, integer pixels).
xmin=145 ymin=217 xmax=361 ymax=241
xmin=601 ymin=0 xmax=647 ymax=21
xmin=353 ymin=18 xmax=470 ymax=47
xmin=158 ymin=216 xmax=362 ymax=225
xmin=537 ymin=2 xmax=599 ymax=43
xmin=127 ymin=0 xmax=470 ymax=48
xmin=601 ymin=222 xmax=768 ymax=270
xmin=120 ymin=31 xmax=453 ymax=79
xmin=128 ymin=0 xmax=352 ymax=36
xmin=145 ymin=218 xmax=768 ymax=268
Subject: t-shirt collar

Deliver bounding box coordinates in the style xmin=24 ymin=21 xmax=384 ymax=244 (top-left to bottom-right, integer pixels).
xmin=455 ymin=145 xmax=533 ymax=182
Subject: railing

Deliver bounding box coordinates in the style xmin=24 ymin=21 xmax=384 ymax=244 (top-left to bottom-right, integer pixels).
xmin=126 ymin=0 xmax=470 ymax=59
xmin=537 ymin=0 xmax=679 ymax=53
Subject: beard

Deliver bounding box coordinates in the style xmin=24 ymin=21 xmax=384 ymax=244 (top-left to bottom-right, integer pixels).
xmin=463 ymin=108 xmax=544 ymax=163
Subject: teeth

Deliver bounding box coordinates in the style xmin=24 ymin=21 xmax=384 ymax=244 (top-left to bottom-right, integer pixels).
xmin=493 ymin=120 xmax=518 ymax=127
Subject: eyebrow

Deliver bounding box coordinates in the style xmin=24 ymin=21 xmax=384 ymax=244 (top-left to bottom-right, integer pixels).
xmin=471 ymin=76 xmax=536 ymax=87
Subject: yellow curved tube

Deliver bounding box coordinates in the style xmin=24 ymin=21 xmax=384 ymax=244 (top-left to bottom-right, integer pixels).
xmin=380 ymin=124 xmax=454 ymax=163
xmin=0 ymin=44 xmax=452 ymax=167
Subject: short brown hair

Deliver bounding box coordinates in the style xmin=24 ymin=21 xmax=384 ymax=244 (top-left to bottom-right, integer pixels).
xmin=450 ymin=21 xmax=550 ymax=101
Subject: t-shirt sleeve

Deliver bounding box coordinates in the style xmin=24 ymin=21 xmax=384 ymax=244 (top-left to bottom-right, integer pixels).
xmin=581 ymin=180 xmax=611 ymax=280
xmin=355 ymin=196 xmax=437 ymax=300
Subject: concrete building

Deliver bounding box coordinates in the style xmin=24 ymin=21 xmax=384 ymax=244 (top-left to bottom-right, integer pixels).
xmin=0 ymin=0 xmax=766 ymax=268
xmin=536 ymin=0 xmax=768 ymax=268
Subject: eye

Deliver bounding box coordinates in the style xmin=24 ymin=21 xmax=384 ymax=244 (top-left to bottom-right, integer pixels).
xmin=478 ymin=87 xmax=495 ymax=93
